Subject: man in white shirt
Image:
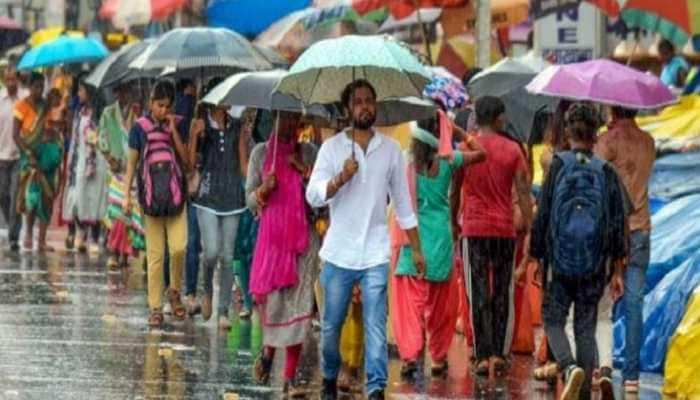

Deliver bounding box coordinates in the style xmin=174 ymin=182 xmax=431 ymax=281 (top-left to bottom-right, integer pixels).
xmin=307 ymin=80 xmax=426 ymax=400
xmin=0 ymin=67 xmax=27 ymax=251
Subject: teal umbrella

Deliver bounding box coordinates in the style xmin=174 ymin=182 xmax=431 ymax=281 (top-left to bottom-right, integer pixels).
xmin=276 ymin=35 xmax=431 ymax=105
xmin=17 ymin=36 xmax=108 ymax=71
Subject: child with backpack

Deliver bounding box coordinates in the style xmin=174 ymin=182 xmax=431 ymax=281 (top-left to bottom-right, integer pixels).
xmin=122 ymin=81 xmax=191 ymax=327
xmin=530 ymin=102 xmax=627 ymax=400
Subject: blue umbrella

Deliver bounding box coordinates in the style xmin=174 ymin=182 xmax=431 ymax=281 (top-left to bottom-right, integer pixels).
xmin=18 ymin=36 xmax=108 ymax=71
xmin=206 ymin=0 xmax=312 ymax=38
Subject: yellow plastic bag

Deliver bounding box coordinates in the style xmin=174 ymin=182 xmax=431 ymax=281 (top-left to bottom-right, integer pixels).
xmin=663 ymin=286 xmax=700 ymax=399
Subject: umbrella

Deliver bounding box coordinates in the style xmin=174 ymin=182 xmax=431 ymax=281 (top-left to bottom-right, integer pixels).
xmin=255 ymin=4 xmax=384 ymax=60
xmin=526 ymin=59 xmax=677 ymax=109
xmin=276 ymin=35 xmax=432 ymax=105
xmin=206 ymin=0 xmax=312 ymax=38
xmin=28 ymin=27 xmax=84 ymax=48
xmin=352 ymin=0 xmax=467 ymax=19
xmin=85 ymin=40 xmax=156 ymax=89
xmin=423 ymin=66 xmax=468 ymax=109
xmin=0 ymin=17 xmax=27 ymax=54
xmin=129 ymin=27 xmax=272 ymax=77
xmin=99 ymin=0 xmax=188 ymax=29
xmin=203 ymin=69 xmax=436 ymax=126
xmin=17 ymin=36 xmax=109 ymax=71
xmin=468 ymin=57 xmax=555 ymax=143
xmin=378 ymin=7 xmax=442 ymax=32
xmin=619 ymin=0 xmax=700 ymax=48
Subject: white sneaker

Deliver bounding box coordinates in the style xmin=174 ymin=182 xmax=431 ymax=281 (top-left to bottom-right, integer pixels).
xmin=561 ymin=366 xmax=585 ymax=400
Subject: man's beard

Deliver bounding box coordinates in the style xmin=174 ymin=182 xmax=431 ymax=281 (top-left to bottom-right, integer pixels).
xmin=352 ymin=112 xmax=376 ymax=130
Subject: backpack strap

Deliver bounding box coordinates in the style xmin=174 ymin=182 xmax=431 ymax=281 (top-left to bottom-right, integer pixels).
xmin=136 ymin=116 xmax=154 ymax=133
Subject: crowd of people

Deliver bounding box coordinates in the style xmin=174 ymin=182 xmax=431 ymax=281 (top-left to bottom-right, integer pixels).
xmin=0 ymin=61 xmax=655 ymax=400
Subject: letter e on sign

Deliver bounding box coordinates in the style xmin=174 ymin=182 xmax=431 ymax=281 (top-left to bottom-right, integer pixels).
xmin=558 ymin=27 xmax=577 ymax=44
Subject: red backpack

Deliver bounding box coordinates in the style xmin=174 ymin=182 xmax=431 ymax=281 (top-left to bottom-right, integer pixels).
xmin=136 ymin=117 xmax=185 ymax=217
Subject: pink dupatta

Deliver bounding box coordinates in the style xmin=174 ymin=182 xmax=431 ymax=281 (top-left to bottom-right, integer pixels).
xmin=249 ymin=135 xmax=309 ymax=299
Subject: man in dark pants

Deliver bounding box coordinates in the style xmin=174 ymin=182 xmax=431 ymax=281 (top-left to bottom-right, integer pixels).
xmin=531 ymin=102 xmax=626 ymax=400
xmin=458 ymin=96 xmax=532 ymax=375
xmin=0 ymin=67 xmax=26 ymax=251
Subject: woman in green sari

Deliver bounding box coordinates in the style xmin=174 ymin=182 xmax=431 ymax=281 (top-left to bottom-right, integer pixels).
xmin=13 ymin=73 xmax=64 ymax=251
xmin=98 ymin=83 xmax=145 ymax=270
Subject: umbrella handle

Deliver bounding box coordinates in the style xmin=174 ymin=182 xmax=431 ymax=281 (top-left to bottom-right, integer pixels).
xmin=268 ymin=112 xmax=280 ymax=174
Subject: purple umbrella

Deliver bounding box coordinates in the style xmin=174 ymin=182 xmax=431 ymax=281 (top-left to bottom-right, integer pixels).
xmin=526 ymin=59 xmax=677 ymax=110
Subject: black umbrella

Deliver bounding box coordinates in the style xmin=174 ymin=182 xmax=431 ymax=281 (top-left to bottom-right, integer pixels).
xmin=85 ymin=40 xmax=157 ymax=89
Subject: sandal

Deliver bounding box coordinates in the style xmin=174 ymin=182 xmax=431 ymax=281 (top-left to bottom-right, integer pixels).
xmin=431 ymin=360 xmax=449 ymax=378
xmin=148 ymin=310 xmax=164 ymax=327
xmin=253 ymin=353 xmax=273 ymax=384
xmin=38 ymin=244 xmax=54 ymax=252
xmin=168 ymin=289 xmax=187 ymax=320
xmin=494 ymin=356 xmax=509 ymax=374
xmin=107 ymin=256 xmax=120 ymax=271
xmin=400 ymin=361 xmax=418 ymax=381
xmin=533 ymin=362 xmax=558 ymax=383
xmin=474 ymin=359 xmax=489 ymax=376
xmin=65 ymin=234 xmax=75 ymax=250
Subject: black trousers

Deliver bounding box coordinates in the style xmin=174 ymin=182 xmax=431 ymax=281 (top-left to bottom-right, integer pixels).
xmin=462 ymin=237 xmax=516 ymax=361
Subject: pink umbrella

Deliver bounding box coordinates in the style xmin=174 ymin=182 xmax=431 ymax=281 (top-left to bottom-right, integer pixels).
xmin=0 ymin=16 xmax=21 ymax=30
xmin=526 ymin=59 xmax=677 ymax=110
xmin=99 ymin=0 xmax=187 ymax=28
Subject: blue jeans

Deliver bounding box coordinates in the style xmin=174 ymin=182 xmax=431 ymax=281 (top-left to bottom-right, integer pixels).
xmin=164 ymin=203 xmax=201 ymax=295
xmin=197 ymin=208 xmax=239 ymax=315
xmin=623 ymin=230 xmax=650 ymax=381
xmin=320 ymin=262 xmax=388 ymax=394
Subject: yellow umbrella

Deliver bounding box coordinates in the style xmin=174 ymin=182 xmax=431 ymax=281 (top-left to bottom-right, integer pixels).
xmin=636 ymin=95 xmax=700 ymax=140
xmin=29 ymin=27 xmax=84 ymax=47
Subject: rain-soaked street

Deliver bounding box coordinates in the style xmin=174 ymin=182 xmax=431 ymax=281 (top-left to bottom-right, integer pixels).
xmin=0 ymin=229 xmax=664 ymax=400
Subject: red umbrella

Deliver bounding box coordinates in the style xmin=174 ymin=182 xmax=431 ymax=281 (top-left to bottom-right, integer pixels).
xmin=352 ymin=0 xmax=468 ymax=19
xmin=100 ymin=0 xmax=188 ymax=21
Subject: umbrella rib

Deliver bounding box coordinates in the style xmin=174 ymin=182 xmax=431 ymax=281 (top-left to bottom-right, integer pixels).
xmin=305 ymin=68 xmax=324 ymax=106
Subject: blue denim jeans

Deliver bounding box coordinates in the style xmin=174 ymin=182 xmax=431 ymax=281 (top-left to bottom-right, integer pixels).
xmin=320 ymin=262 xmax=388 ymax=394
xmin=164 ymin=203 xmax=201 ymax=295
xmin=623 ymin=230 xmax=650 ymax=381
xmin=197 ymin=208 xmax=239 ymax=315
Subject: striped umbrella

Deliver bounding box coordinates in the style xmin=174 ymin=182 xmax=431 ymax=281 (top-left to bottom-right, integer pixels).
xmin=532 ymin=0 xmax=699 ymax=48
xmin=618 ymin=0 xmax=700 ymax=48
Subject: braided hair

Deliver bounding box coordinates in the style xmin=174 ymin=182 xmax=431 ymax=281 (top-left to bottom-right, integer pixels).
xmin=565 ymin=102 xmax=601 ymax=143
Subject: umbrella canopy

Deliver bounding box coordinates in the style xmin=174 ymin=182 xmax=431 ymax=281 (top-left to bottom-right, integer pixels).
xmin=100 ymin=0 xmax=188 ymax=29
xmin=207 ymin=0 xmax=312 ymax=38
xmin=619 ymin=0 xmax=700 ymax=48
xmin=469 ymin=57 xmax=555 ymax=143
xmin=352 ymin=0 xmax=467 ymax=19
xmin=526 ymin=59 xmax=677 ymax=109
xmin=378 ymin=8 xmax=442 ymax=32
xmin=202 ymin=69 xmax=436 ymax=126
xmin=29 ymin=27 xmax=84 ymax=47
xmin=277 ymin=35 xmax=432 ymax=105
xmin=255 ymin=4 xmax=384 ymax=60
xmin=129 ymin=27 xmax=272 ymax=77
xmin=85 ymin=40 xmax=156 ymax=89
xmin=423 ymin=66 xmax=468 ymax=109
xmin=18 ymin=36 xmax=109 ymax=71
xmin=0 ymin=16 xmax=21 ymax=29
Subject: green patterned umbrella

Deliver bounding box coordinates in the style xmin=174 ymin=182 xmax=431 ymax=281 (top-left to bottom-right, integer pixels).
xmin=276 ymin=35 xmax=431 ymax=105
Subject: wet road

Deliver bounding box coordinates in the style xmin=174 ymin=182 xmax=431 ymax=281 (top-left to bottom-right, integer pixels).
xmin=0 ymin=230 xmax=663 ymax=399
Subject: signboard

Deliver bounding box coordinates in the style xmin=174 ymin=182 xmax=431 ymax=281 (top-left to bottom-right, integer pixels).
xmin=535 ymin=2 xmax=603 ymax=64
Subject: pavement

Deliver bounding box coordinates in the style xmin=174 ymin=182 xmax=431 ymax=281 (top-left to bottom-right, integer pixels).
xmin=0 ymin=228 xmax=664 ymax=400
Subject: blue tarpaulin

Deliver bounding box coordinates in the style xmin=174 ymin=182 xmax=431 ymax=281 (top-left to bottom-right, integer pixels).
xmin=206 ymin=0 xmax=312 ymax=38
xmin=649 ymin=152 xmax=700 ymax=202
xmin=645 ymin=193 xmax=700 ymax=293
xmin=614 ymin=252 xmax=700 ymax=372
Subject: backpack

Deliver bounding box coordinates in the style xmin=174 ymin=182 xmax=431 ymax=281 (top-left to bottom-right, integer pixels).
xmin=136 ymin=117 xmax=185 ymax=217
xmin=549 ymin=151 xmax=607 ymax=278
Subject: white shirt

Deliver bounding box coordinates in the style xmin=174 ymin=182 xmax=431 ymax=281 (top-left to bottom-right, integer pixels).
xmin=0 ymin=87 xmax=28 ymax=161
xmin=306 ymin=129 xmax=418 ymax=270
